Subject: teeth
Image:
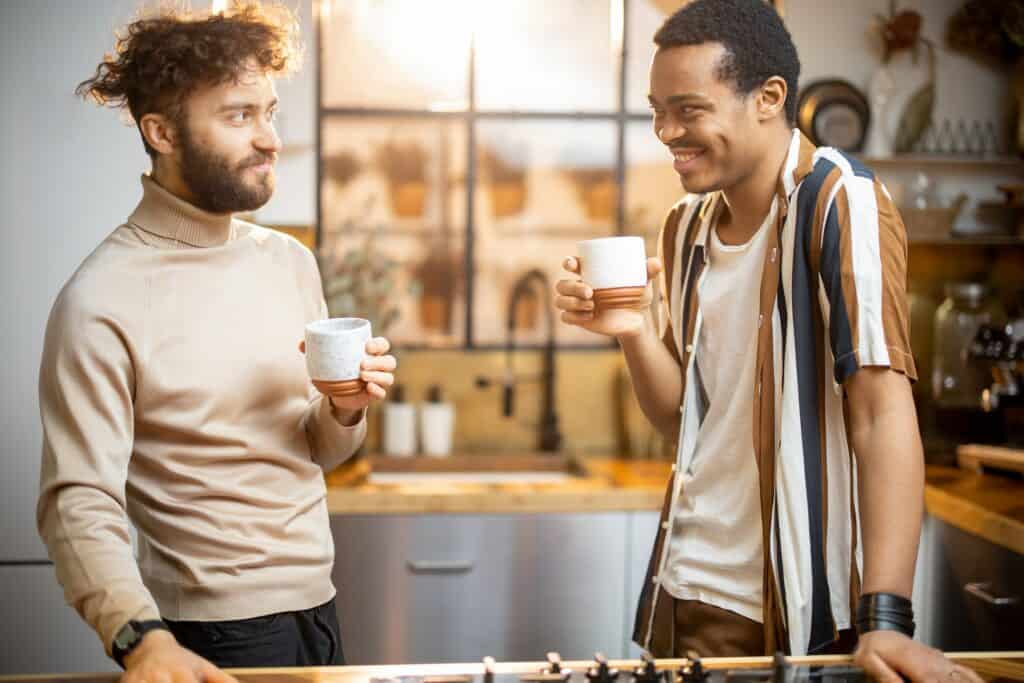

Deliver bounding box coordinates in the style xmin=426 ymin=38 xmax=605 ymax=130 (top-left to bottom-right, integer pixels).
xmin=672 ymin=149 xmax=702 ymax=163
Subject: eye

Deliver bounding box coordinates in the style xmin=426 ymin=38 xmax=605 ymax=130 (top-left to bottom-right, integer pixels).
xmin=268 ymin=108 xmax=279 ymax=122
xmin=229 ymin=111 xmax=250 ymax=123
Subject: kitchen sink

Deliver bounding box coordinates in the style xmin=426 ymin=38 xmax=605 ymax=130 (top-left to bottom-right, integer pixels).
xmin=365 ymin=452 xmax=588 ymax=485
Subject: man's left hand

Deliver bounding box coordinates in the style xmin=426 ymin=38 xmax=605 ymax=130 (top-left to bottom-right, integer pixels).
xmin=299 ymin=337 xmax=397 ymax=421
xmin=854 ymin=630 xmax=983 ymax=683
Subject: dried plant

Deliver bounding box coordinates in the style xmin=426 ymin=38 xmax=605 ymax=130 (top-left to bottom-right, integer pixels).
xmin=479 ymin=146 xmax=526 ymax=184
xmin=319 ymin=198 xmax=402 ymax=335
xmin=874 ymin=2 xmax=923 ymax=62
xmin=947 ymin=0 xmax=1024 ymax=68
xmin=323 ymin=149 xmax=361 ymax=189
xmin=374 ymin=140 xmax=429 ymax=185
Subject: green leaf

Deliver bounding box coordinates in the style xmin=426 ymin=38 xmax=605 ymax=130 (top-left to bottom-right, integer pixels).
xmin=893 ymin=81 xmax=934 ymax=153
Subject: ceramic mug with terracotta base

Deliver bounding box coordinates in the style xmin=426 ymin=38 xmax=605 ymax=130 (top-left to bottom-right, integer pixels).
xmin=576 ymin=236 xmax=648 ymax=311
xmin=304 ymin=317 xmax=371 ymax=397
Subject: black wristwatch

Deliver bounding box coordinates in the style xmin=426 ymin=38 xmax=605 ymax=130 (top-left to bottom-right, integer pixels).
xmin=112 ymin=619 xmax=169 ymax=668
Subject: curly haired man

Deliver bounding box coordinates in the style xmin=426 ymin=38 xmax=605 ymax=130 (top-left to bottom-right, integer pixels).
xmin=36 ymin=3 xmax=396 ymax=679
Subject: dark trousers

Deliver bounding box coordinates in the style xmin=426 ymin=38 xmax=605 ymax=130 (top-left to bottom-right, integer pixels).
xmin=164 ymin=597 xmax=344 ymax=668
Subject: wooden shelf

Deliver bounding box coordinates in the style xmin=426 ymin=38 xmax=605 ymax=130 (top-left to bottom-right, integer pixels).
xmin=860 ymin=154 xmax=1024 ymax=173
xmin=908 ymin=234 xmax=1024 ymax=246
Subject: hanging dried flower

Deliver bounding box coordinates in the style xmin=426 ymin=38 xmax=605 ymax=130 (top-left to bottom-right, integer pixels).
xmin=875 ymin=2 xmax=923 ymax=62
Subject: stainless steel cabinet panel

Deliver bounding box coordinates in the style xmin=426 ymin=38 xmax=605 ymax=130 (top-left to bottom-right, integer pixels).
xmin=0 ymin=565 xmax=116 ymax=675
xmin=625 ymin=511 xmax=660 ymax=658
xmin=330 ymin=513 xmax=628 ymax=664
xmin=916 ymin=514 xmax=1024 ymax=650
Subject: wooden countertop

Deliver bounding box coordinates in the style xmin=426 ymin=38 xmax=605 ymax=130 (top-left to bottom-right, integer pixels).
xmin=924 ymin=465 xmax=1024 ymax=555
xmin=5 ymin=652 xmax=1024 ymax=682
xmin=324 ymin=458 xmax=669 ymax=515
xmin=325 ymin=457 xmax=1024 ymax=554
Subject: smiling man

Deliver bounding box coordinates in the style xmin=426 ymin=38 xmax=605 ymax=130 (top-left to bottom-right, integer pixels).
xmin=555 ymin=1 xmax=981 ymax=681
xmin=36 ymin=3 xmax=396 ymax=681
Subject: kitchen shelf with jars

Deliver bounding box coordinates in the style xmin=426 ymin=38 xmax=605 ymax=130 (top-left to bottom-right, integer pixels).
xmin=314 ymin=0 xmax=702 ymax=350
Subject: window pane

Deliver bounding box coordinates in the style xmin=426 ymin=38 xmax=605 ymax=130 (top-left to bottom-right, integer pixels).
xmin=625 ymin=0 xmax=672 ymax=113
xmin=320 ymin=118 xmax=467 ymax=347
xmin=322 ymin=1 xmax=470 ymax=110
xmin=475 ymin=0 xmax=618 ymax=112
xmin=473 ymin=120 xmax=618 ymax=346
xmin=624 ymin=121 xmax=684 ymax=241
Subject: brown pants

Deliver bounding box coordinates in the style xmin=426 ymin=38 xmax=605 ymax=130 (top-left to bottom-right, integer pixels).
xmin=672 ymin=598 xmax=859 ymax=657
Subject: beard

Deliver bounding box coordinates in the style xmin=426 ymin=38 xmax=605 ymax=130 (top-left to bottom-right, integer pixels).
xmin=178 ymin=127 xmax=275 ymax=214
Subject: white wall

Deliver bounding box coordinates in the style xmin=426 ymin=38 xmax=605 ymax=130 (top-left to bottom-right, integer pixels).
xmin=786 ymin=0 xmax=1015 ymax=228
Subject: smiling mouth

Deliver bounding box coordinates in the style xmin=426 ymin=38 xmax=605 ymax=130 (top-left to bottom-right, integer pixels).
xmin=671 ymin=147 xmax=705 ymax=173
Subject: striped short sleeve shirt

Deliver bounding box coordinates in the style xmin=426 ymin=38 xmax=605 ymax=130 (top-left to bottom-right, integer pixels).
xmin=633 ymin=129 xmax=917 ymax=656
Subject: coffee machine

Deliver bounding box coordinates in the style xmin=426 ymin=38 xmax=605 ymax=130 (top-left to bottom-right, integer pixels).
xmin=968 ymin=324 xmax=1024 ymax=446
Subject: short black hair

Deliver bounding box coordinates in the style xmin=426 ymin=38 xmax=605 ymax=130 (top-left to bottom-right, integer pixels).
xmin=654 ymin=0 xmax=800 ymax=124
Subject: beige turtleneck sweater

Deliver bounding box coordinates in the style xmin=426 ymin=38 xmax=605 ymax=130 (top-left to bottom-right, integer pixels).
xmin=37 ymin=175 xmax=366 ymax=657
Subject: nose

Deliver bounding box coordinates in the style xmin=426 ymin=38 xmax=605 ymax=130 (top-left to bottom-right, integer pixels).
xmin=656 ymin=118 xmax=685 ymax=146
xmin=254 ymin=118 xmax=282 ymax=154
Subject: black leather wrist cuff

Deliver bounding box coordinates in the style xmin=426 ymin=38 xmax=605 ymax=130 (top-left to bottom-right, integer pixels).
xmin=856 ymin=592 xmax=915 ymax=637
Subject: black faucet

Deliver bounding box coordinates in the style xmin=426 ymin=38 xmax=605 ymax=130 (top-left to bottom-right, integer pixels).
xmin=504 ymin=269 xmax=563 ymax=452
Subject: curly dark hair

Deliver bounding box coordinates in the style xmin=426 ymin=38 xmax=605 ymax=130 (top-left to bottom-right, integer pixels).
xmin=654 ymin=0 xmax=800 ymax=124
xmin=76 ymin=1 xmax=302 ymax=158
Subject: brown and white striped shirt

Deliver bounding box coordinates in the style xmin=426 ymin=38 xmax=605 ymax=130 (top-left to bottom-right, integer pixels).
xmin=633 ymin=130 xmax=916 ymax=656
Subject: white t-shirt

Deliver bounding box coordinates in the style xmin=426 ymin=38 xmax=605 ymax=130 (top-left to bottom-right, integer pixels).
xmin=662 ymin=198 xmax=776 ymax=623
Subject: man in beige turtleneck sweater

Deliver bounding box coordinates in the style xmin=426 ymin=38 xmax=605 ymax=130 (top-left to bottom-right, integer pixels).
xmin=36 ymin=4 xmax=396 ymax=680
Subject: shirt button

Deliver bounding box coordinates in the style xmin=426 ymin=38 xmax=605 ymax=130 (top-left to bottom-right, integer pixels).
xmin=661 ymin=521 xmax=669 ymax=530
xmin=757 ymin=313 xmax=764 ymax=328
xmin=685 ymin=344 xmax=694 ymax=353
xmin=770 ymin=247 xmax=778 ymax=263
xmin=670 ymin=463 xmax=677 ymax=472
xmin=652 ymin=576 xmax=660 ymax=585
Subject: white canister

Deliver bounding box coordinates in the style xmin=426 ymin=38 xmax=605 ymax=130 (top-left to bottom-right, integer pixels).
xmin=382 ymin=386 xmax=417 ymax=458
xmin=419 ymin=385 xmax=454 ymax=457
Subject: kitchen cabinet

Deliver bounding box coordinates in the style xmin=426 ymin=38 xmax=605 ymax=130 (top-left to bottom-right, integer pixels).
xmin=330 ymin=512 xmax=637 ymax=664
xmin=625 ymin=511 xmax=660 ymax=658
xmin=915 ymin=514 xmax=1024 ymax=650
xmin=0 ymin=565 xmax=116 ymax=675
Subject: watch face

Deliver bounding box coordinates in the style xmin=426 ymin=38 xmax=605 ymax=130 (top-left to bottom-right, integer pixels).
xmin=114 ymin=622 xmax=138 ymax=649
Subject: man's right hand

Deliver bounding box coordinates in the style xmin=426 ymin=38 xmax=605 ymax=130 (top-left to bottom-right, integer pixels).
xmin=122 ymin=629 xmax=237 ymax=683
xmin=554 ymin=256 xmax=663 ymax=339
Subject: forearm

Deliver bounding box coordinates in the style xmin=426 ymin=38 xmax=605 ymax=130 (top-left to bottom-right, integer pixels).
xmin=850 ymin=393 xmax=924 ymax=599
xmin=618 ymin=314 xmax=683 ymax=441
xmin=38 ymin=480 xmax=162 ymax=655
xmin=303 ymin=395 xmax=367 ymax=471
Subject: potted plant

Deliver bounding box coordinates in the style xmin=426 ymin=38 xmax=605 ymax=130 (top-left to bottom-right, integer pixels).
xmin=374 ymin=140 xmax=430 ymax=218
xmin=946 ymin=0 xmax=1024 ymax=153
xmin=564 ymin=167 xmax=617 ymax=222
xmin=412 ymin=237 xmax=461 ymax=334
xmin=479 ymin=145 xmax=528 ymax=218
xmin=323 ymin=149 xmax=361 ymax=191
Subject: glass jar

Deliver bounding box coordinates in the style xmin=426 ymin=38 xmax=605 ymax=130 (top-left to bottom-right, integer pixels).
xmin=931 ymin=282 xmax=1006 ymax=408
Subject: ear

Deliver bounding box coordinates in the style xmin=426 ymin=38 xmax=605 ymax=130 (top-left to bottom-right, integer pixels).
xmin=138 ymin=112 xmax=178 ymax=156
xmin=756 ymin=75 xmax=788 ymax=122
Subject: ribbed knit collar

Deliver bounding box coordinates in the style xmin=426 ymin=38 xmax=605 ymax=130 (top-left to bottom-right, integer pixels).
xmin=127 ymin=174 xmax=236 ymax=247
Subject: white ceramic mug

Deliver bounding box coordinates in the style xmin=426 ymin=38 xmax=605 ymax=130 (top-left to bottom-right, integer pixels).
xmin=576 ymin=236 xmax=647 ymax=290
xmin=304 ymin=317 xmax=371 ymax=382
